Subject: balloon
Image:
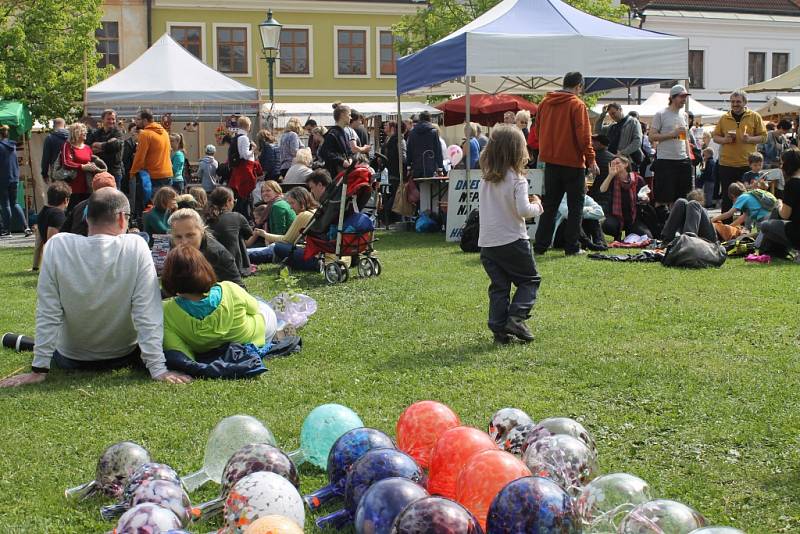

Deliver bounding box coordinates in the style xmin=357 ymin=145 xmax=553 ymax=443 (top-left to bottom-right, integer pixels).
xmin=316 ymin=448 xmax=424 ymax=530
xmin=114 ymin=503 xmax=182 ymax=533
xmin=100 ymin=462 xmax=183 ymax=520
xmin=65 ymin=441 xmax=151 ymax=500
xmin=428 ymin=427 xmax=497 ymax=500
xmin=304 ymin=427 xmax=396 ymax=510
xmin=486 ymin=476 xmax=579 ymax=533
xmin=355 ymin=477 xmax=429 ymax=534
xmin=287 ymin=403 xmax=364 ymax=469
xmin=396 ymin=401 xmax=461 ymax=469
xmin=502 ymin=423 xmax=534 ymax=457
xmin=447 ymin=145 xmax=463 ymax=167
xmin=522 ymin=417 xmax=597 ymax=457
xmin=688 ymin=528 xmax=746 ymax=534
xmin=575 ymin=473 xmax=652 ymax=531
xmin=522 ymin=434 xmax=598 ymax=496
xmin=182 ymin=415 xmax=277 ymax=492
xmin=244 ymin=515 xmax=304 ymax=534
xmin=487 ymin=408 xmax=534 ymax=448
xmin=455 ymin=449 xmax=531 ymax=530
xmin=128 ymin=479 xmax=192 ymax=527
xmin=222 ymin=471 xmax=305 ymax=534
xmin=390 ymin=496 xmax=483 ymax=534
xmin=619 ymin=499 xmax=706 ymax=534
xmin=194 ymin=443 xmax=299 ymax=520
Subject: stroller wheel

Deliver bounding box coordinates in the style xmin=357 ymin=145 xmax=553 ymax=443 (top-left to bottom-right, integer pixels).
xmin=324 ymin=262 xmax=343 ymax=284
xmin=369 ymin=257 xmax=382 ymax=277
xmin=336 ymin=261 xmax=350 ymax=283
xmin=357 ymin=258 xmax=374 ymax=278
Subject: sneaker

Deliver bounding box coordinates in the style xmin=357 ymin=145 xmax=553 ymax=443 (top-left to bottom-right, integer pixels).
xmin=744 ymin=253 xmax=771 ymax=264
xmin=493 ymin=332 xmax=511 ymax=345
xmin=504 ymin=316 xmax=534 ymax=343
xmin=0 ymin=231 xmax=11 ymax=238
xmin=24 ymin=228 xmax=33 ymax=237
xmin=565 ymin=249 xmax=586 ymax=256
xmin=586 ymin=242 xmax=608 ymax=252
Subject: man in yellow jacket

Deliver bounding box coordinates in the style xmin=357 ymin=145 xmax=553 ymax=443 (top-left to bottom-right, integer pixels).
xmin=130 ymin=109 xmax=173 ymax=193
xmin=713 ymin=91 xmax=767 ymax=214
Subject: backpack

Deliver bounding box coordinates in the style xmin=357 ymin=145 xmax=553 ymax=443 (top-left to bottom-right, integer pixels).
xmin=460 ymin=209 xmax=480 ymax=253
xmin=747 ymin=188 xmax=778 ymax=212
xmin=228 ymin=133 xmax=244 ymax=168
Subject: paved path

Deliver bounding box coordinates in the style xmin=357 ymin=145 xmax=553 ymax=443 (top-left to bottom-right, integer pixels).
xmin=0 ymin=234 xmax=36 ymax=248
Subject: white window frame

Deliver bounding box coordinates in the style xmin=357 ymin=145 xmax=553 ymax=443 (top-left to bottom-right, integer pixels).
xmin=745 ymin=49 xmax=767 ymax=87
xmin=212 ymin=22 xmax=252 ymax=77
xmin=166 ymin=22 xmax=207 ymax=62
xmin=333 ymin=25 xmax=371 ymax=79
xmin=277 ymin=25 xmax=313 ymax=78
xmin=687 ymin=47 xmax=707 ymax=90
xmin=375 ymin=27 xmax=397 ymax=79
xmin=771 ymin=50 xmax=792 ymax=79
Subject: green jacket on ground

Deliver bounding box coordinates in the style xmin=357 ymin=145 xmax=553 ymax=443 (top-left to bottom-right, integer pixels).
xmin=162 ymin=281 xmax=266 ymax=358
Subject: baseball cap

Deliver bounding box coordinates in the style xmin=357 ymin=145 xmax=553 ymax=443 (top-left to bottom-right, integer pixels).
xmin=670 ymin=84 xmax=690 ymax=98
xmin=91 ymin=172 xmax=117 ymax=191
xmin=205 ymin=144 xmax=216 ymax=155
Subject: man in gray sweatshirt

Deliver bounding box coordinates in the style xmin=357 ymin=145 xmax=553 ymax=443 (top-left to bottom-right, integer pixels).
xmin=595 ymin=103 xmax=643 ymax=165
xmin=0 ymin=189 xmax=191 ymax=387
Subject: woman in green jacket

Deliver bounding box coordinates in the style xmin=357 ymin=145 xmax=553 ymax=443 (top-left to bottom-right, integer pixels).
xmin=161 ymin=244 xmax=277 ymax=360
xmin=144 ymin=186 xmax=177 ymax=239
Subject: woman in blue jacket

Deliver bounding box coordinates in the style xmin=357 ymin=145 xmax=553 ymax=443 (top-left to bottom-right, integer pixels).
xmin=0 ymin=125 xmax=29 ymax=237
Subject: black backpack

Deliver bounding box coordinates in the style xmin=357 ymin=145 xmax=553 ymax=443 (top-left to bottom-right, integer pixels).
xmin=227 ymin=133 xmax=243 ymax=168
xmin=460 ymin=209 xmax=480 ymax=253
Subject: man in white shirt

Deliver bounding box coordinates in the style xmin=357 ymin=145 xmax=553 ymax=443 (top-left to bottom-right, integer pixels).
xmin=0 ymin=189 xmax=191 ymax=387
xmin=650 ymin=85 xmax=692 ymax=208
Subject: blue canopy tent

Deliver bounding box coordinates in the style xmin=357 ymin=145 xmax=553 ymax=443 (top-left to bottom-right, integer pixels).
xmin=394 ymin=0 xmax=689 ymax=211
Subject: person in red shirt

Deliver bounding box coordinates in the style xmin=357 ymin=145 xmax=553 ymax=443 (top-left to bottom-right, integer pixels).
xmin=61 ymin=123 xmax=95 ymax=209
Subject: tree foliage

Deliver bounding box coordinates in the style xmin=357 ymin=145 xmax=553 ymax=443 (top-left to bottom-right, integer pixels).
xmin=394 ymin=0 xmax=629 ymax=55
xmin=0 ymin=0 xmax=108 ymax=121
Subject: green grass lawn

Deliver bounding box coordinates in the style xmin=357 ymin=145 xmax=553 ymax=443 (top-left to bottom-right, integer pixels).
xmin=0 ymin=233 xmax=798 ymax=533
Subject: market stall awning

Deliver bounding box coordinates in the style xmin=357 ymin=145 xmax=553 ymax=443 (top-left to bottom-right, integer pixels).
xmin=86 ymin=34 xmax=260 ymax=120
xmin=592 ymin=92 xmax=725 ymax=123
xmin=397 ymin=0 xmax=688 ymax=96
xmin=754 ymin=95 xmax=800 ymax=117
xmin=0 ymin=101 xmax=33 ymax=140
xmin=436 ymin=94 xmax=538 ymax=126
xmin=741 ymin=65 xmax=800 ymax=93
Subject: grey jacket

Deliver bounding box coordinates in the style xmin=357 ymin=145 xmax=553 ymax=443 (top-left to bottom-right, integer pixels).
xmin=595 ymin=111 xmax=643 ymax=161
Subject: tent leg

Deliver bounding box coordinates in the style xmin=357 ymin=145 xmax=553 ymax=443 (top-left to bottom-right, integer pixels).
xmin=465 ymin=80 xmax=471 ymax=214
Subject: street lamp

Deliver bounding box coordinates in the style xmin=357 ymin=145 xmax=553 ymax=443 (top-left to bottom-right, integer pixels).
xmin=259 ymin=9 xmax=283 ymax=104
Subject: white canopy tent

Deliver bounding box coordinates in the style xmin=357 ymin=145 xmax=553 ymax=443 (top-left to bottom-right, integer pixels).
xmin=593 ymin=92 xmax=725 ymax=123
xmin=262 ymin=101 xmax=442 ymax=128
xmin=86 ymin=34 xmax=260 ymax=120
xmin=754 ymin=96 xmax=800 ymax=117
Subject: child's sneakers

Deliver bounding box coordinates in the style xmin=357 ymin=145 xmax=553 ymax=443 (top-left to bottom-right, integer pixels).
xmin=744 ymin=253 xmax=771 ymax=264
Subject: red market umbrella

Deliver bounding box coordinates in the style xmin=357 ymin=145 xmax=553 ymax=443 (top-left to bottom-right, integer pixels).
xmin=436 ymin=94 xmax=538 ymax=126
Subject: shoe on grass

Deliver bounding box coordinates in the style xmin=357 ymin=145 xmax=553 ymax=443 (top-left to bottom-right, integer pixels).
xmin=493 ymin=332 xmax=511 ymax=345
xmin=504 ymin=316 xmax=534 ymax=342
xmin=565 ymin=248 xmax=586 ymax=256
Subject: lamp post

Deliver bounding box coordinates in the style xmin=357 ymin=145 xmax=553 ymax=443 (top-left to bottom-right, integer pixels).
xmin=258 ymin=9 xmax=283 ymax=104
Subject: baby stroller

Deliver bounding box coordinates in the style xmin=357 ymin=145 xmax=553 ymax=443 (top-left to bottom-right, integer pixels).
xmin=288 ymin=162 xmax=382 ymax=284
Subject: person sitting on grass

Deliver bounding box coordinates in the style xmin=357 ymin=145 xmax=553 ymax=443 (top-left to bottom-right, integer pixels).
xmin=143 ymin=186 xmax=178 ymax=241
xmin=740 ymin=152 xmax=764 ymax=187
xmin=282 ymin=147 xmax=314 ymax=186
xmin=32 ymin=181 xmax=72 ymax=270
xmin=161 ymin=245 xmax=277 ymax=375
xmin=598 ymin=155 xmax=652 ymax=242
xmin=710 ymin=182 xmax=771 ymax=239
xmin=169 ymin=208 xmax=243 ymax=286
xmin=60 ymin=172 xmax=118 ymax=236
xmin=270 ymin=187 xmax=319 ymax=271
xmin=205 ymin=187 xmax=253 ymax=277
xmin=258 ymin=180 xmax=295 ymax=235
xmin=305 ymin=169 xmax=332 ymax=202
xmin=188 ymin=186 xmax=207 ymax=211
xmin=0 ymin=188 xmax=192 ymax=388
xmin=246 ymin=203 xmax=273 ymax=265
xmin=755 ymin=147 xmax=800 ymax=259
xmin=661 ymin=189 xmax=717 ymax=243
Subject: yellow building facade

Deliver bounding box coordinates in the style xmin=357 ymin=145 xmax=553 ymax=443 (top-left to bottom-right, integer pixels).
xmin=145 ymin=0 xmax=423 ymax=102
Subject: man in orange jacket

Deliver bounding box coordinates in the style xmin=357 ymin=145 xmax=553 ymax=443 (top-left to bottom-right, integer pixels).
xmin=130 ymin=109 xmax=173 ymax=193
xmin=533 ymin=72 xmax=598 ymax=256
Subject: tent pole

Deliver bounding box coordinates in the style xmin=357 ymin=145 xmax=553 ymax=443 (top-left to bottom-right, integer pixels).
xmin=397 ymin=94 xmax=403 ymax=227
xmin=465 ymin=79 xmax=471 ymax=214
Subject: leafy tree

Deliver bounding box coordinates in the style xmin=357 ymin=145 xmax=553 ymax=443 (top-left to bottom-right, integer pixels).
xmin=394 ymin=0 xmax=628 ymax=55
xmin=0 ymin=0 xmax=108 ymax=121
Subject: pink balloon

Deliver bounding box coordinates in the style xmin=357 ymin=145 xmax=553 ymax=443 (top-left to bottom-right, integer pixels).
xmin=447 ymin=145 xmax=463 ymax=167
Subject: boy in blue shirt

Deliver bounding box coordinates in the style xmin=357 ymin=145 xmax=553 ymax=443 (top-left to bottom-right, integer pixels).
xmin=711 ymin=181 xmax=771 ymax=231
xmin=740 ymin=152 xmax=764 ymax=187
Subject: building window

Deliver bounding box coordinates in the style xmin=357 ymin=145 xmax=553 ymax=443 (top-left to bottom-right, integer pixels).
xmin=280 ymin=28 xmax=309 ymax=75
xmin=96 ymin=21 xmax=120 ymax=68
xmin=688 ymin=50 xmax=704 ymax=89
xmin=773 ymin=52 xmax=789 ymax=78
xmin=379 ymin=30 xmax=397 ymax=76
xmin=748 ymin=52 xmax=766 ymax=85
xmin=337 ymin=29 xmax=367 ymax=75
xmin=171 ymin=25 xmax=203 ymax=59
xmin=216 ymin=26 xmax=248 ymax=74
